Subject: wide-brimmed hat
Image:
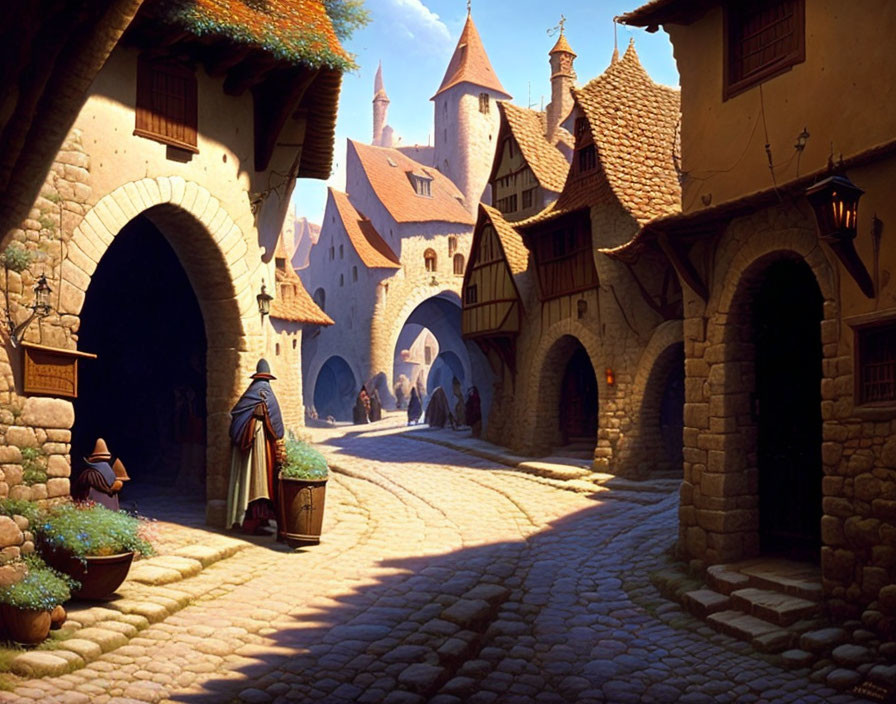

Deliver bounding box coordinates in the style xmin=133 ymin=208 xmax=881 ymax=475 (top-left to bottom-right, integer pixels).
xmin=251 ymin=358 xmax=276 ymax=380
xmin=88 ymin=438 xmax=112 ymax=461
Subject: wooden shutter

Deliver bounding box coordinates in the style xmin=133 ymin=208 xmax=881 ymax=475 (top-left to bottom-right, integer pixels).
xmin=135 ymin=56 xmax=199 ymax=152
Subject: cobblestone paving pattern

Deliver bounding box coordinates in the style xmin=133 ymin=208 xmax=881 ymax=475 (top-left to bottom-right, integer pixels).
xmin=0 ymin=422 xmax=867 ymax=703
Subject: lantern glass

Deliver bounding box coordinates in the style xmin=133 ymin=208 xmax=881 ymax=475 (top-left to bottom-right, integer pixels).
xmin=257 ymin=282 xmax=272 ymax=316
xmin=33 ymin=275 xmax=52 ymax=315
xmin=605 ymin=367 xmax=615 ymax=386
xmin=806 ymin=174 xmax=863 ymax=243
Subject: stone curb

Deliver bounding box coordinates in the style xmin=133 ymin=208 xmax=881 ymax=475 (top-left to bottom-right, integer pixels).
xmin=395 ymin=431 xmax=606 ymax=493
xmin=10 ymin=539 xmax=248 ymax=678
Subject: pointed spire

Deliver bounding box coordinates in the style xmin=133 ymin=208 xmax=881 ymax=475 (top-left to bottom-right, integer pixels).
xmin=431 ymin=12 xmax=511 ymax=100
xmin=373 ymin=60 xmax=388 ymax=102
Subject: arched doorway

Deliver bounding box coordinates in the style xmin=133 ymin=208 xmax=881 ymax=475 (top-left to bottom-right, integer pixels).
xmin=73 ymin=215 xmax=206 ymax=490
xmin=427 ymin=350 xmax=465 ymax=396
xmin=559 ymin=345 xmax=598 ymax=447
xmin=753 ymin=258 xmax=823 ymax=559
xmin=658 ymin=344 xmax=685 ymax=471
xmin=313 ymin=356 xmax=357 ymax=422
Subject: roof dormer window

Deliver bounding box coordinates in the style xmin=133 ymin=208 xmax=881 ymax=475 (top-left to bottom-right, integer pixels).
xmin=408 ymin=171 xmax=433 ymax=197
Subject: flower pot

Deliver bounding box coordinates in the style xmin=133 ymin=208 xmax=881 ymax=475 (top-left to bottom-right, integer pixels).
xmin=278 ymin=477 xmax=327 ymax=548
xmin=43 ymin=551 xmax=134 ymax=600
xmin=0 ymin=604 xmax=51 ymax=644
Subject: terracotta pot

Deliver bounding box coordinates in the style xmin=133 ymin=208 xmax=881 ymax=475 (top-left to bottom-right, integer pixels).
xmin=278 ymin=477 xmax=327 ymax=548
xmin=0 ymin=604 xmax=51 ymax=644
xmin=43 ymin=550 xmax=134 ymax=600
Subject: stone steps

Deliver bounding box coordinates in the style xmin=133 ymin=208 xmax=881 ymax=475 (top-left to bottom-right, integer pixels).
xmin=686 ymin=558 xmax=825 ymax=654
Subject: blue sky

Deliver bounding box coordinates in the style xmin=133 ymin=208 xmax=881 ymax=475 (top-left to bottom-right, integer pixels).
xmin=292 ymin=0 xmax=678 ymax=224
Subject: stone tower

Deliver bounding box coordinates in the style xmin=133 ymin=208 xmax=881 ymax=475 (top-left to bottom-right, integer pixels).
xmin=373 ymin=61 xmax=392 ymax=147
xmin=546 ymin=30 xmax=577 ymax=142
xmin=431 ymin=11 xmax=511 ymax=213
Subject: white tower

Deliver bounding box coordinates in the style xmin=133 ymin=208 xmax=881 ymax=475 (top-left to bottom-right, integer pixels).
xmin=431 ymin=11 xmax=511 ymax=212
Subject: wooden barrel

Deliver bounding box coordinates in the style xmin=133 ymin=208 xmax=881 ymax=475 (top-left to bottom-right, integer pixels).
xmin=278 ymin=477 xmax=327 ymax=548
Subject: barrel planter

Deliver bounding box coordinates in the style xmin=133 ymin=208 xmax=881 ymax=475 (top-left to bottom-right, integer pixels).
xmin=278 ymin=477 xmax=327 ymax=548
xmin=43 ymin=551 xmax=134 ymax=600
xmin=0 ymin=605 xmax=51 ymax=644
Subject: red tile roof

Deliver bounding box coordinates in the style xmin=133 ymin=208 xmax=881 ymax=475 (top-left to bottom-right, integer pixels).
xmin=432 ymin=14 xmax=510 ymax=100
xmin=550 ymin=32 xmax=576 ymax=56
xmin=328 ymin=189 xmax=401 ymax=269
xmin=349 ymin=140 xmax=474 ymax=225
xmin=499 ymin=102 xmax=570 ymax=194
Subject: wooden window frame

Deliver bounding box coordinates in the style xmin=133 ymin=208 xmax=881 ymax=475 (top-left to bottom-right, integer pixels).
xmin=479 ymin=92 xmax=490 ymax=114
xmin=453 ymin=253 xmax=465 ymax=276
xmin=135 ymin=55 xmax=198 ymax=153
xmin=424 ymin=248 xmax=437 ymax=272
xmin=465 ymin=284 xmax=478 ymax=305
xmin=724 ymin=0 xmax=806 ymax=100
xmin=851 ymin=313 xmax=896 ymax=412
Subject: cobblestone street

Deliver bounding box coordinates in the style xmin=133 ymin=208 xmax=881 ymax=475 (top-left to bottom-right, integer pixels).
xmin=0 ymin=422 xmax=863 ymax=703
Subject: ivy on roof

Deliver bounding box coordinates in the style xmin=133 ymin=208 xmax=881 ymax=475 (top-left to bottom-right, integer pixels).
xmin=157 ymin=0 xmax=366 ymax=71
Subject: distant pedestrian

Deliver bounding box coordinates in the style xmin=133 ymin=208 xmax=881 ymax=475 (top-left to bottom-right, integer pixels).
xmin=353 ymin=386 xmax=370 ymax=424
xmin=424 ymin=386 xmax=455 ymax=429
xmin=466 ymin=386 xmax=482 ymax=438
xmin=407 ymin=387 xmax=422 ymax=425
xmin=369 ymin=387 xmax=383 ymax=422
xmin=452 ymin=377 xmax=466 ymax=427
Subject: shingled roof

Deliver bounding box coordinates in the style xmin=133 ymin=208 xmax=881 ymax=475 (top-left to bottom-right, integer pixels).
xmin=327 ymin=189 xmax=401 ymax=269
xmin=349 ymin=140 xmax=474 ymax=225
xmin=520 ymin=43 xmax=681 ymax=229
xmin=499 ymin=102 xmax=570 ymax=194
xmin=151 ymin=0 xmax=352 ymax=70
xmin=270 ymin=237 xmax=333 ymax=325
xmin=480 ymin=204 xmax=529 ymax=276
xmin=432 ymin=13 xmax=510 ymax=100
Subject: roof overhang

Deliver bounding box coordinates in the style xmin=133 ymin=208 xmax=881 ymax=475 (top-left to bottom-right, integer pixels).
xmin=616 ymin=0 xmax=717 ymax=31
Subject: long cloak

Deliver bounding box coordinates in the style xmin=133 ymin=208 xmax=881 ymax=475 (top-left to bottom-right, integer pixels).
xmin=424 ymin=386 xmax=453 ymax=429
xmin=226 ymin=379 xmax=284 ymax=529
xmin=407 ymin=388 xmax=422 ymax=424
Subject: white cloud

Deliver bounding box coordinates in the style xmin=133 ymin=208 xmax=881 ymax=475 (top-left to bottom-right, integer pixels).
xmin=379 ymin=0 xmax=451 ymax=52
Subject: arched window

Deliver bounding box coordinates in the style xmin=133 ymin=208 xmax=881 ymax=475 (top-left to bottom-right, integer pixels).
xmin=453 ymin=253 xmax=465 ymax=275
xmin=339 ymin=244 xmax=344 ymax=259
xmin=424 ymin=248 xmax=437 ymax=272
xmin=448 ymin=236 xmax=458 ymax=256
xmin=313 ymin=288 xmax=326 ymax=311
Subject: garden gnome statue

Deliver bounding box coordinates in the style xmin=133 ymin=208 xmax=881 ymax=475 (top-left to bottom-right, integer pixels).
xmin=74 ymin=438 xmax=127 ymax=510
xmin=226 ymin=359 xmax=285 ymax=535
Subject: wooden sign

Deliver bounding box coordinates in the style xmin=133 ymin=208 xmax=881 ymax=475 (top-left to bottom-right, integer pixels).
xmin=21 ymin=342 xmax=97 ymax=399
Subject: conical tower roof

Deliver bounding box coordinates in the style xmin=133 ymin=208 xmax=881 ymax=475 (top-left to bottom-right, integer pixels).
xmin=373 ymin=60 xmax=389 ymax=101
xmin=549 ymin=31 xmax=576 ymax=57
xmin=431 ymin=14 xmax=510 ymax=100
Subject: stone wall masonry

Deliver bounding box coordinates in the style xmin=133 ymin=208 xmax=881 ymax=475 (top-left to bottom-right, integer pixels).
xmin=483 ymin=201 xmax=681 ymax=481
xmin=673 ymin=201 xmax=896 ymax=622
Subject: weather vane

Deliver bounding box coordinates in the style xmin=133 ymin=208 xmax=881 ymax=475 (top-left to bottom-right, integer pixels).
xmin=547 ymin=14 xmax=567 ymax=37
xmin=467 ymin=0 xmax=471 ymax=15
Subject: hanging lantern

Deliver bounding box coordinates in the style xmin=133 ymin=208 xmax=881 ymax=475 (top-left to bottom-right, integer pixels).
xmin=605 ymin=368 xmax=615 ymax=386
xmin=33 ymin=275 xmax=52 ymax=317
xmin=805 ymin=174 xmax=863 ymax=243
xmin=256 ymin=280 xmax=272 ymax=316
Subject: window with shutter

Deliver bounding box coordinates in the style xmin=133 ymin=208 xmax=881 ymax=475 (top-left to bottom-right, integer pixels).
xmin=855 ymin=319 xmax=896 ymax=405
xmin=725 ymin=0 xmax=805 ymax=99
xmin=135 ymin=56 xmax=198 ymax=152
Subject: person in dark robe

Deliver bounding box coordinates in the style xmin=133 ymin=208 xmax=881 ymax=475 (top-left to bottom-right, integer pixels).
xmin=394 ymin=383 xmax=406 ymax=410
xmin=73 ymin=438 xmax=128 ymax=510
xmin=452 ymin=377 xmax=466 ymax=428
xmin=407 ymin=387 xmax=422 ymax=425
xmin=466 ymin=386 xmax=482 ymax=438
xmin=226 ymin=359 xmax=285 ymax=535
xmin=353 ymin=387 xmax=370 ymax=424
xmin=368 ymin=387 xmax=383 ymax=422
xmin=424 ymin=386 xmax=455 ymax=429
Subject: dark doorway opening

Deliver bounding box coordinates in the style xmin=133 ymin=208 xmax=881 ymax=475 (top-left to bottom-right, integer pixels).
xmin=559 ymin=345 xmax=598 ymax=446
xmin=659 ymin=343 xmax=685 ymax=470
xmin=313 ymin=356 xmax=356 ymax=422
xmin=73 ymin=215 xmax=207 ymax=491
xmin=754 ymin=258 xmax=823 ymax=561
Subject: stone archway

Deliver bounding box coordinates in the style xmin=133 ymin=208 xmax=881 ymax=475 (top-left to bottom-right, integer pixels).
xmin=64 ymin=177 xmax=261 ymax=524
xmin=618 ymin=320 xmax=684 ymax=479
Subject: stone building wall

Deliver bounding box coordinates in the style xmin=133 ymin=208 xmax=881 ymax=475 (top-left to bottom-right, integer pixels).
xmin=483 ymin=201 xmax=683 ymax=477
xmin=674 ymin=190 xmax=896 ymax=620
xmin=0 ymin=44 xmax=307 ymax=527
